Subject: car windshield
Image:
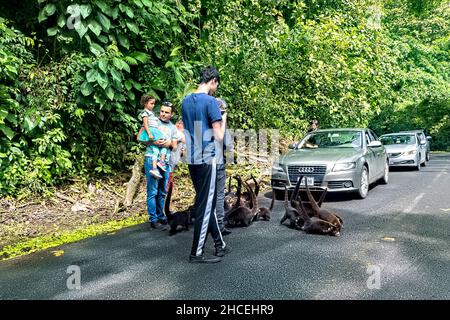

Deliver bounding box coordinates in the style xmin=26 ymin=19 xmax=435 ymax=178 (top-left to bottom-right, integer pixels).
xmin=299 ymin=131 xmax=362 ymax=149
xmin=380 ymin=135 xmax=416 ymax=145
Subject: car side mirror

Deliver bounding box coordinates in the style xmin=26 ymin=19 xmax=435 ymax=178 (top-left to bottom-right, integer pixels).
xmin=288 ymin=142 xmax=297 ymax=149
xmin=368 ymin=141 xmax=382 ymax=148
xmin=426 ymin=136 xmax=431 ymax=140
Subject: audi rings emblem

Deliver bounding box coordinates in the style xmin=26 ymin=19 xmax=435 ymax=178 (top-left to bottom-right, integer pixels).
xmin=298 ymin=167 xmax=315 ymax=173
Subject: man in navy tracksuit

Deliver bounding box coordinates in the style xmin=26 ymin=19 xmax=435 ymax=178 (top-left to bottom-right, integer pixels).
xmin=182 ymin=66 xmax=231 ymax=263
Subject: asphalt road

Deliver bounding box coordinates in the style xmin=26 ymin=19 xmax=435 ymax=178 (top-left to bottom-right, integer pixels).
xmin=1 ymin=153 xmax=449 ymax=300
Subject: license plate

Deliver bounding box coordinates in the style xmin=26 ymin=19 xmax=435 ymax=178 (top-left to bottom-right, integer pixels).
xmin=300 ymin=177 xmax=314 ymax=186
xmin=389 ymin=158 xmax=394 ymax=165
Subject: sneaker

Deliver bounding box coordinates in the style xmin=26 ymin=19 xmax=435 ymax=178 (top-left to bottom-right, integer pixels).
xmin=220 ymin=228 xmax=232 ymax=236
xmin=149 ymin=169 xmax=162 ymax=179
xmin=189 ymin=254 xmax=222 ymax=264
xmin=214 ymin=245 xmax=232 ymax=257
xmin=156 ymin=161 xmax=167 ymax=172
xmin=150 ymin=222 xmax=168 ymax=230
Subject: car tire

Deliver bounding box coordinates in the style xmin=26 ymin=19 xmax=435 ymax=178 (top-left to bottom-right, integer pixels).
xmin=426 ymin=152 xmax=430 ymax=162
xmin=380 ymin=161 xmax=389 ymax=184
xmin=356 ymin=166 xmax=369 ymax=199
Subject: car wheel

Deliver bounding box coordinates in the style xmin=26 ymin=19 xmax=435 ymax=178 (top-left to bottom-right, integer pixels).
xmin=380 ymin=161 xmax=389 ymax=184
xmin=426 ymin=152 xmax=430 ymax=162
xmin=356 ymin=166 xmax=369 ymax=199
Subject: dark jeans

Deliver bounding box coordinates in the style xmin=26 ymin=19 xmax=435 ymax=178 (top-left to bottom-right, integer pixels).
xmin=144 ymin=156 xmax=169 ymax=223
xmin=215 ymin=164 xmax=226 ymax=230
xmin=188 ymin=158 xmax=225 ymax=256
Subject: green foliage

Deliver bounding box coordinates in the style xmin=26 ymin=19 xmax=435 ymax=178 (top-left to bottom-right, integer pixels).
xmin=0 ymin=0 xmax=449 ymax=196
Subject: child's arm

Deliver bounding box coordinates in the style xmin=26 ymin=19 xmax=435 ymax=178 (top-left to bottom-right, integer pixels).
xmin=142 ymin=116 xmax=154 ymax=141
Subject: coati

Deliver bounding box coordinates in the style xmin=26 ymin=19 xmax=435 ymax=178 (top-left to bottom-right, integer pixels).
xmin=253 ymin=184 xmax=274 ymax=221
xmin=305 ymin=179 xmax=343 ymax=231
xmin=291 ymin=178 xmax=340 ymax=236
xmin=290 ymin=175 xmax=328 ymax=217
xmin=224 ymin=176 xmax=237 ymax=212
xmin=164 ymin=179 xmax=191 ymax=236
xmin=280 ymin=185 xmax=303 ymax=229
xmin=225 ymin=175 xmax=258 ymax=227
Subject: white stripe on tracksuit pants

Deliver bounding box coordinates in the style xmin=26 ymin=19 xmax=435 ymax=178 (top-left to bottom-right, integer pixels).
xmin=188 ymin=157 xmax=225 ymax=257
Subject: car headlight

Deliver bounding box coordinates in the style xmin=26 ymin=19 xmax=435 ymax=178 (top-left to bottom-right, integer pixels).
xmin=402 ymin=150 xmax=417 ymax=155
xmin=333 ymin=162 xmax=356 ymax=172
xmin=272 ymin=164 xmax=284 ymax=173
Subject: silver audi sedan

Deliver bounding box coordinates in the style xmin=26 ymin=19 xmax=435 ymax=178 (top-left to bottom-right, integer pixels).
xmin=271 ymin=128 xmax=389 ymax=199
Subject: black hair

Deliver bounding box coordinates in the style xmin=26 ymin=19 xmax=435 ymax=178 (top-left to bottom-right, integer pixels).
xmin=161 ymin=101 xmax=174 ymax=112
xmin=199 ymin=66 xmax=220 ymax=84
xmin=310 ymin=119 xmax=319 ymax=125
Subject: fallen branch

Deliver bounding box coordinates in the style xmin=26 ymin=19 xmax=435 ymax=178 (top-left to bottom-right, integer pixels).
xmin=55 ymin=192 xmax=77 ymax=204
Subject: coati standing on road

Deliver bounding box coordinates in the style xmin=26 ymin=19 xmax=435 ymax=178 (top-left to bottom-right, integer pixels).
xmin=164 ymin=179 xmax=191 ymax=236
xmin=253 ymin=186 xmax=274 ymax=221
xmin=226 ymin=175 xmax=258 ymax=227
xmin=280 ymin=185 xmax=303 ymax=229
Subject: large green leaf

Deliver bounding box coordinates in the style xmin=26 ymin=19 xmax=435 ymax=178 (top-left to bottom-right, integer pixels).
xmin=86 ymin=69 xmax=99 ymax=82
xmin=110 ymin=68 xmax=122 ymax=83
xmin=74 ymin=21 xmax=89 ymax=38
xmin=96 ymin=72 xmax=109 ymax=89
xmin=0 ymin=124 xmax=14 ymax=140
xmin=95 ymin=1 xmax=112 ymax=16
xmin=80 ymin=4 xmax=92 ymax=19
xmin=88 ymin=19 xmax=102 ymax=37
xmin=117 ymin=33 xmax=130 ymax=49
xmin=130 ymin=51 xmax=149 ymax=63
xmin=80 ymin=81 xmax=94 ymax=96
xmin=105 ymin=86 xmax=115 ymax=101
xmin=89 ymin=43 xmax=105 ymax=56
xmin=126 ymin=22 xmax=139 ymax=35
xmin=97 ymin=12 xmax=111 ymax=32
xmin=47 ymin=27 xmax=58 ymax=37
xmin=98 ymin=59 xmax=108 ymax=73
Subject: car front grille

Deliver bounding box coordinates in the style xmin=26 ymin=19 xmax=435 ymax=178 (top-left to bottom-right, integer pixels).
xmin=287 ymin=165 xmax=326 ymax=186
xmin=388 ymin=152 xmax=402 ymax=158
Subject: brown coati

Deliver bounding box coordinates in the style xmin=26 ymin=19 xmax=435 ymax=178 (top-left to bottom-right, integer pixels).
xmin=280 ymin=185 xmax=303 ymax=229
xmin=290 ymin=175 xmax=328 ymax=217
xmin=225 ymin=175 xmax=258 ymax=227
xmin=253 ymin=184 xmax=274 ymax=221
xmin=164 ymin=179 xmax=191 ymax=236
xmin=305 ymin=179 xmax=343 ymax=232
xmin=224 ymin=176 xmax=238 ymax=212
xmin=291 ymin=178 xmax=340 ymax=236
xmin=292 ymin=199 xmax=339 ymax=236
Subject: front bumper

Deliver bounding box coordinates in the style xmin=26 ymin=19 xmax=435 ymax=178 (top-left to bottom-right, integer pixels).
xmin=271 ymin=167 xmax=361 ymax=193
xmin=388 ymin=154 xmax=417 ymax=167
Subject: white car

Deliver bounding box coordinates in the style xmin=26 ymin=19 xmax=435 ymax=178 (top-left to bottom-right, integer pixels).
xmin=379 ymin=132 xmax=427 ymax=170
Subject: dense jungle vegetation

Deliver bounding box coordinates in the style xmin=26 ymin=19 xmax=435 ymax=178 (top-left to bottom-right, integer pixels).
xmin=1 ymin=0 xmax=449 ymax=196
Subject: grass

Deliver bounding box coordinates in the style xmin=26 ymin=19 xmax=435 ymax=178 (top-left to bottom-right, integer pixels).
xmin=0 ymin=215 xmax=147 ymax=261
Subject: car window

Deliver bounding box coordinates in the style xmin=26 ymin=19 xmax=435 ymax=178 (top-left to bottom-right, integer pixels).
xmin=299 ymin=131 xmax=362 ymax=149
xmin=368 ymin=130 xmax=378 ymax=141
xmin=380 ymin=135 xmax=416 ymax=145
